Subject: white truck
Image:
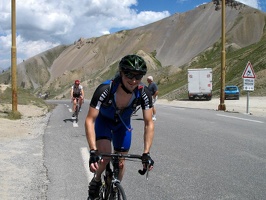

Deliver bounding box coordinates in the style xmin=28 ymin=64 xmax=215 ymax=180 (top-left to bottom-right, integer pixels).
xmin=187 ymin=68 xmax=212 ymax=100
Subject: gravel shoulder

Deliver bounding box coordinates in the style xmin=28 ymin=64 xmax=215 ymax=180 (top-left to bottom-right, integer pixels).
xmin=0 ymin=104 xmax=50 ymax=199
xmin=0 ymin=97 xmax=265 ymax=199
xmin=157 ymin=97 xmax=266 ymax=118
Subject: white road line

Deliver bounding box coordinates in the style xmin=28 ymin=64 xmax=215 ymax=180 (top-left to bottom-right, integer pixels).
xmin=80 ymin=147 xmax=94 ymax=184
xmin=159 ymin=105 xmax=185 ymax=110
xmin=172 ymin=107 xmax=185 ymax=110
xmin=216 ymin=114 xmax=264 ymax=123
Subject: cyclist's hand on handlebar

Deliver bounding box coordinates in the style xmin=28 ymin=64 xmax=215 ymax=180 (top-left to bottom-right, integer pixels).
xmin=89 ymin=150 xmax=100 ymax=172
xmin=141 ymin=153 xmax=154 ymax=171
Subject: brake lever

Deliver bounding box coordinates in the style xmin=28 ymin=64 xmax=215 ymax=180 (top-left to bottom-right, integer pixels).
xmin=138 ymin=168 xmax=147 ymax=175
xmin=146 ymin=168 xmax=149 ymax=181
xmin=138 ymin=160 xmax=151 ymax=181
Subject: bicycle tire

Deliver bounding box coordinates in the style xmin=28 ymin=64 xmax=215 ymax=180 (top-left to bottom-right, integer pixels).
xmin=75 ymin=104 xmax=79 ymax=122
xmin=110 ymin=182 xmax=126 ymax=200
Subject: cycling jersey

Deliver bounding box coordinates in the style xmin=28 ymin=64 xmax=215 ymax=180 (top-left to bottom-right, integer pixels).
xmin=72 ymin=85 xmax=83 ymax=98
xmin=90 ymin=77 xmax=153 ymax=152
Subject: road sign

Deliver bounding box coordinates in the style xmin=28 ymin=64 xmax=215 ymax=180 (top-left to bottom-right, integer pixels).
xmin=242 ymin=61 xmax=255 ymax=91
xmin=243 ymin=78 xmax=255 ymax=91
xmin=242 ymin=61 xmax=255 ymax=78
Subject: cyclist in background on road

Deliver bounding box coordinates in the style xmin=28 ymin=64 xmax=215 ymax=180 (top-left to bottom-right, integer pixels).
xmin=71 ymin=80 xmax=84 ymax=117
xmin=147 ymin=76 xmax=158 ymax=121
xmin=85 ymin=55 xmax=155 ymax=200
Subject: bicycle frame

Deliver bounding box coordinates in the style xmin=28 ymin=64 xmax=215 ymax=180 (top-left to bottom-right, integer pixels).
xmin=98 ymin=153 xmax=149 ymax=200
xmin=131 ymin=105 xmax=141 ymax=116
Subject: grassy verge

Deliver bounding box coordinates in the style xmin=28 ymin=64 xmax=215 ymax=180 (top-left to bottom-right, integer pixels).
xmin=0 ymin=86 xmax=54 ymax=120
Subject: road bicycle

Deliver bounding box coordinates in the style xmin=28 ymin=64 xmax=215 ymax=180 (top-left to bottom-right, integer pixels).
xmin=89 ymin=152 xmax=150 ymax=200
xmin=72 ymin=97 xmax=80 ymax=122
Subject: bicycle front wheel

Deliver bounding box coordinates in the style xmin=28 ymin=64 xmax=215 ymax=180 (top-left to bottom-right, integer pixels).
xmin=75 ymin=105 xmax=79 ymax=122
xmin=110 ymin=182 xmax=126 ymax=200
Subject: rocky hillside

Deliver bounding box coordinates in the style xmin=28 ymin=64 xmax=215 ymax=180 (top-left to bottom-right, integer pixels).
xmin=0 ymin=2 xmax=265 ymax=100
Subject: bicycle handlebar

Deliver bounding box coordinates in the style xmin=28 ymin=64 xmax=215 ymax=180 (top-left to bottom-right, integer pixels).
xmin=97 ymin=153 xmax=150 ymax=176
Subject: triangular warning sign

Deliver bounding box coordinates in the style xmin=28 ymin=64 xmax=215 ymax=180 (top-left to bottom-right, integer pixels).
xmin=242 ymin=61 xmax=255 ymax=78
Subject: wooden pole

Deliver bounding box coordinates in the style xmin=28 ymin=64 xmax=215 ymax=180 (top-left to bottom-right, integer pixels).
xmin=11 ymin=0 xmax=18 ymax=112
xmin=218 ymin=0 xmax=226 ymax=111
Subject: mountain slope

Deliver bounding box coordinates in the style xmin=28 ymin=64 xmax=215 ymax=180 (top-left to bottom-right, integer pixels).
xmin=0 ymin=2 xmax=265 ymax=99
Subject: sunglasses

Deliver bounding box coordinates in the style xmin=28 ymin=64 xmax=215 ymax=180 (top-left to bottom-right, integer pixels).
xmin=123 ymin=71 xmax=143 ymax=80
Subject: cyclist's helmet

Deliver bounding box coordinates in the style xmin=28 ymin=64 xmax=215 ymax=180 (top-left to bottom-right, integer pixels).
xmin=119 ymin=55 xmax=147 ymax=75
xmin=75 ymin=80 xmax=80 ymax=85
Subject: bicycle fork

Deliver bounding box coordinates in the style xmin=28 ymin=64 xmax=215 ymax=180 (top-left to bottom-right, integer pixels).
xmin=103 ymin=161 xmax=121 ymax=199
xmin=101 ymin=162 xmax=112 ymax=199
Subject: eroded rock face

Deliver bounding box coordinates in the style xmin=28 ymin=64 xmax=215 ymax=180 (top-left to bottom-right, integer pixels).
xmin=2 ymin=3 xmax=265 ymax=98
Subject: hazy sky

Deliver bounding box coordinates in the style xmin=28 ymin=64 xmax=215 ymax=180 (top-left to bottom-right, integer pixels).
xmin=0 ymin=0 xmax=265 ymax=70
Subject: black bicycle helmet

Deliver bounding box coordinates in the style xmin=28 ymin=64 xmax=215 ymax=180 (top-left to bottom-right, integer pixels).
xmin=119 ymin=55 xmax=147 ymax=75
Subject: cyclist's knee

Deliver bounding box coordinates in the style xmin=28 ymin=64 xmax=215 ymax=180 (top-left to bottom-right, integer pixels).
xmin=119 ymin=159 xmax=125 ymax=169
xmin=101 ymin=158 xmax=111 ymax=166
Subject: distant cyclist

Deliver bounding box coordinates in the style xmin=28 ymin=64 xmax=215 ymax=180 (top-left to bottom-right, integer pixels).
xmin=85 ymin=55 xmax=155 ymax=200
xmin=147 ymin=76 xmax=158 ymax=121
xmin=71 ymin=80 xmax=84 ymax=117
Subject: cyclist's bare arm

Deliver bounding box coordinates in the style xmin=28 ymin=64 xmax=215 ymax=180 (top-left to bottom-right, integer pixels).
xmin=85 ymin=106 xmax=99 ymax=151
xmin=153 ymin=90 xmax=159 ymax=99
xmin=80 ymin=88 xmax=85 ymax=102
xmin=85 ymin=106 xmax=101 ymax=172
xmin=70 ymin=88 xmax=74 ymax=99
xmin=142 ymin=108 xmax=154 ymax=171
xmin=142 ymin=108 xmax=154 ymax=153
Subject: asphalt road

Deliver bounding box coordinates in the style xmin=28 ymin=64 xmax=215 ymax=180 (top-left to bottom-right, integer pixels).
xmin=44 ymin=100 xmax=266 ymax=200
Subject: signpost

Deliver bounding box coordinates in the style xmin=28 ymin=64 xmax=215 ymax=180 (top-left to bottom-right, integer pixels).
xmin=242 ymin=61 xmax=256 ymax=114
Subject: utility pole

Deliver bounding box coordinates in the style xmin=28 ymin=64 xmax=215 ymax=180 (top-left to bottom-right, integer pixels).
xmin=11 ymin=0 xmax=18 ymax=112
xmin=213 ymin=0 xmax=242 ymax=110
xmin=218 ymin=0 xmax=226 ymax=111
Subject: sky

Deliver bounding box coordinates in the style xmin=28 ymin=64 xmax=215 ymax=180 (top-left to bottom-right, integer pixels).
xmin=0 ymin=0 xmax=265 ymax=70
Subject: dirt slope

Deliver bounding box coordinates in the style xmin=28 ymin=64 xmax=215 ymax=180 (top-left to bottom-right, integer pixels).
xmin=0 ymin=2 xmax=265 ymax=98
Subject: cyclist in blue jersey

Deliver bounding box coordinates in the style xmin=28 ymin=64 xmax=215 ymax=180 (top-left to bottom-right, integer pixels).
xmin=85 ymin=55 xmax=155 ymax=200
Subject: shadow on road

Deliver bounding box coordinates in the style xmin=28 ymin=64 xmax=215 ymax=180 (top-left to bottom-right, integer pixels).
xmin=63 ymin=118 xmax=76 ymax=123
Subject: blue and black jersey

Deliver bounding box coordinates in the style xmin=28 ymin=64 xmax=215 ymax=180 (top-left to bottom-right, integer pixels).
xmin=89 ymin=76 xmax=153 ymax=152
